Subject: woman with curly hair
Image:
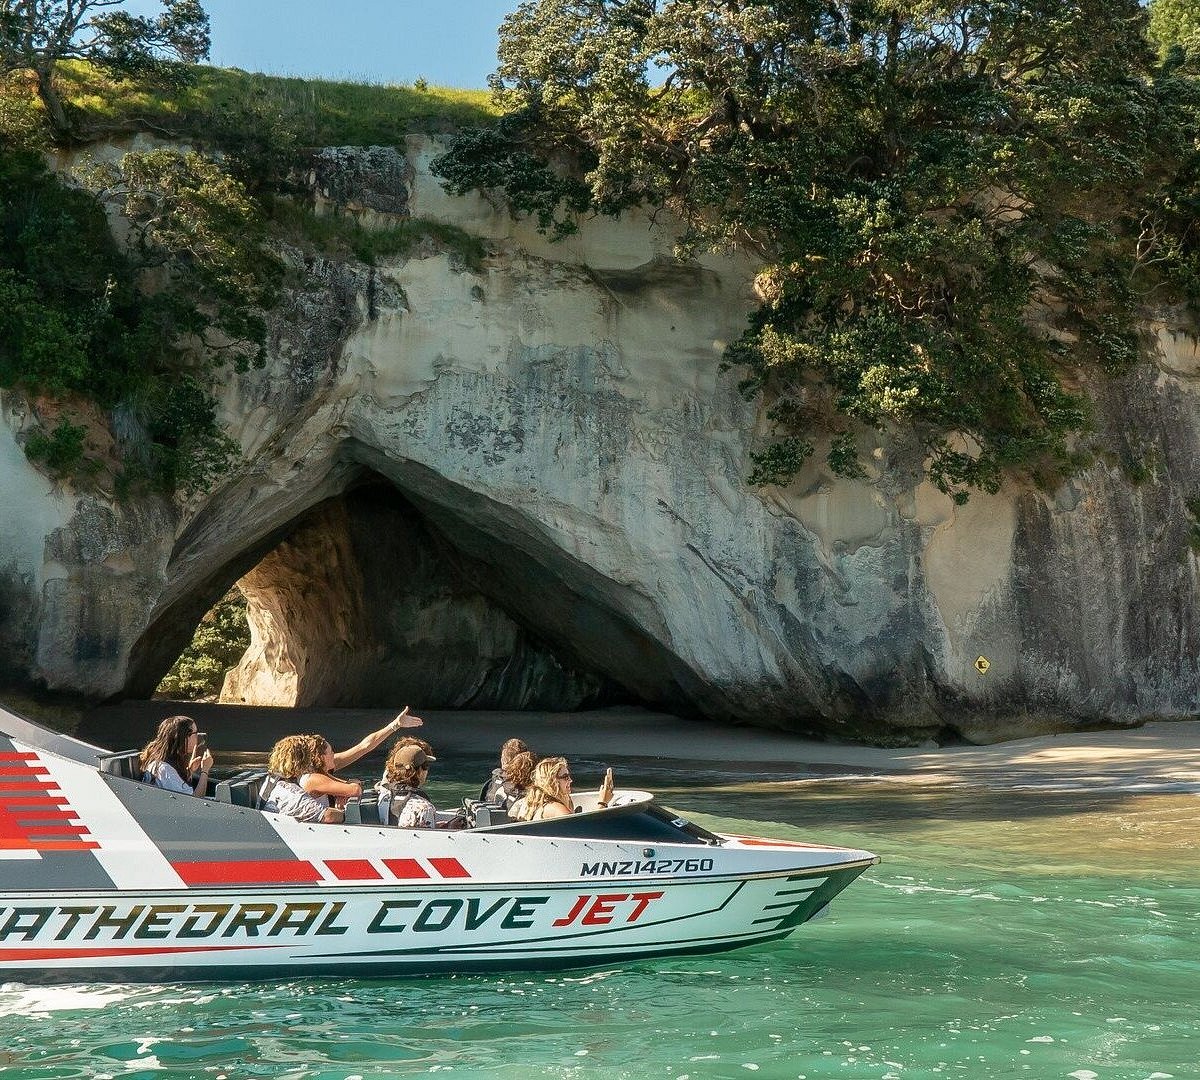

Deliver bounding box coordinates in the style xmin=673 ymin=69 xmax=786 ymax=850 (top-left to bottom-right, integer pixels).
xmin=264 ymin=709 xmax=423 ymax=824
xmin=500 ymin=751 xmax=538 ymax=819
xmin=518 ymin=757 xmax=574 ymax=820
xmin=518 ymin=757 xmax=615 ymax=822
xmin=140 ymin=715 xmax=213 ymax=796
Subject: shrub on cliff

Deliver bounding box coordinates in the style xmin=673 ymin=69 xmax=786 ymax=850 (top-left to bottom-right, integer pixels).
xmin=157 ymin=587 xmax=250 ymax=700
xmin=0 ymin=146 xmax=276 ymax=494
xmin=434 ymin=0 xmax=1196 ymax=500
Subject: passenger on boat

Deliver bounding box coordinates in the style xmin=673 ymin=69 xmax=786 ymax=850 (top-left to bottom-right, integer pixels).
xmin=378 ymin=743 xmax=440 ymax=827
xmin=516 ymin=757 xmax=615 ymax=820
xmin=265 ymin=710 xmax=423 ymax=824
xmin=479 ymin=737 xmax=530 ymax=805
xmin=139 ymin=715 xmax=213 ymax=796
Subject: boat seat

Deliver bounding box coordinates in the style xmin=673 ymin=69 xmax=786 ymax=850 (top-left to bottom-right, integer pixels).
xmin=97 ymin=749 xmax=142 ymax=781
xmin=215 ymin=769 xmax=270 ymax=808
xmin=344 ymin=792 xmax=385 ymax=825
xmin=462 ymin=798 xmax=512 ymax=828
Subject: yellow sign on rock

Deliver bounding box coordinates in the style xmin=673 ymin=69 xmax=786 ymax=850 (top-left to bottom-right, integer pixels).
xmin=974 ymin=655 xmax=991 ymax=675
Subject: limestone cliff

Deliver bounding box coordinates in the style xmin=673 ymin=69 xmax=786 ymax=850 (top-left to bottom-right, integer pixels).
xmin=2 ymin=137 xmax=1198 ymax=743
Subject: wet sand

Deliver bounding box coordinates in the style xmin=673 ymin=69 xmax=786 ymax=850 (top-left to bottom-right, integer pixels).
xmin=78 ymin=701 xmax=1200 ymax=791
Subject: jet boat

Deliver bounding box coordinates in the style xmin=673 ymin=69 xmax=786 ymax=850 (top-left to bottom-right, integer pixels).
xmin=0 ymin=702 xmax=877 ymax=981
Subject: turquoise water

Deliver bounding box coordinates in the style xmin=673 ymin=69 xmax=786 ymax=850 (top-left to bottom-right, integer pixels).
xmin=0 ymin=756 xmax=1196 ymax=1079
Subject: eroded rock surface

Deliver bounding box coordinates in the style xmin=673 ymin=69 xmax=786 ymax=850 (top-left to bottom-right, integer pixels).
xmin=2 ymin=138 xmax=1199 ymax=743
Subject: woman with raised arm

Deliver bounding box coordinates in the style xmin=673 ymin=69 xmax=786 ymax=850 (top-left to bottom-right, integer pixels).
xmin=140 ymin=715 xmax=213 ymax=797
xmin=264 ymin=709 xmax=424 ymax=824
xmin=517 ymin=757 xmax=614 ymax=821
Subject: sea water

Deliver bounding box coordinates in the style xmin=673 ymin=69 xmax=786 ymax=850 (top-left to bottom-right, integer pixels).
xmin=0 ymin=755 xmax=1196 ymax=1079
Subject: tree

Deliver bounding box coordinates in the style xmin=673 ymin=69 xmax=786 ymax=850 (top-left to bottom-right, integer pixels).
xmin=1149 ymin=0 xmax=1200 ymax=55
xmin=435 ymin=0 xmax=1171 ymax=498
xmin=157 ymin=587 xmax=250 ymax=700
xmin=0 ymin=0 xmax=209 ymax=135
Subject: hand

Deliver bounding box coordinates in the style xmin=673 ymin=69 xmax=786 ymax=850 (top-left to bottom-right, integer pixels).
xmin=190 ymin=748 xmax=214 ymax=773
xmin=391 ymin=706 xmax=424 ymax=731
xmin=598 ymin=767 xmax=614 ymax=807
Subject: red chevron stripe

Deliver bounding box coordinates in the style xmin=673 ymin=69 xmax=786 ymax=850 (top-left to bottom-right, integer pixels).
xmin=382 ymin=858 xmax=429 ymax=879
xmin=429 ymin=857 xmax=470 ymax=879
xmin=325 ymin=859 xmax=382 ymax=881
xmin=173 ymin=860 xmax=323 ymax=885
xmin=0 ymin=839 xmax=98 ymax=850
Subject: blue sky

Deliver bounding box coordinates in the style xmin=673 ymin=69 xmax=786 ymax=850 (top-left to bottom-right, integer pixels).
xmin=129 ymin=0 xmax=520 ymax=88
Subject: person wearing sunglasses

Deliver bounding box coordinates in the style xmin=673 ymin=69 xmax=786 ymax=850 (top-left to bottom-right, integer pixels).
xmin=517 ymin=757 xmax=615 ymax=821
xmin=378 ymin=741 xmax=440 ymax=827
xmin=139 ymin=714 xmax=213 ymax=796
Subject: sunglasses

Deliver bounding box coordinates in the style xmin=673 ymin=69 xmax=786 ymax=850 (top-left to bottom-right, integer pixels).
xmin=557 ymin=772 xmax=572 ymax=781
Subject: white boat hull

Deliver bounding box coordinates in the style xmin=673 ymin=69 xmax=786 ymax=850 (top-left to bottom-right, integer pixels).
xmin=0 ymin=705 xmax=877 ymax=980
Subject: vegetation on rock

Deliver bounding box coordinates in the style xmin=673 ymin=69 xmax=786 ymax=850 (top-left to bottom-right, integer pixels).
xmin=0 ymin=0 xmax=210 ymax=136
xmin=157 ymin=587 xmax=250 ymax=700
xmin=435 ymin=0 xmax=1200 ymax=499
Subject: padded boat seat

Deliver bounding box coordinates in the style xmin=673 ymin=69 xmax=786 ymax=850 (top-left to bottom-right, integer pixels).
xmin=215 ymin=769 xmax=270 ymax=808
xmin=463 ymin=799 xmax=512 ymax=828
xmin=343 ymin=792 xmax=383 ymax=825
xmin=97 ymin=749 xmax=142 ymax=780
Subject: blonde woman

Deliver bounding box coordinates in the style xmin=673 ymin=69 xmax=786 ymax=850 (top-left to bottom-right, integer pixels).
xmin=514 ymin=757 xmax=566 ymax=821
xmin=264 ymin=710 xmax=422 ymax=824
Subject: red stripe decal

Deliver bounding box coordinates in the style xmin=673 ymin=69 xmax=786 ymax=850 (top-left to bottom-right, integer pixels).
xmin=429 ymin=857 xmax=470 ymax=879
xmin=0 ymin=753 xmax=40 ymax=761
xmin=0 ymin=945 xmax=281 ymax=961
xmin=0 ymin=766 xmax=49 ymax=776
xmin=325 ymin=859 xmax=382 ymax=881
xmin=0 ymin=782 xmax=59 ymax=792
xmin=11 ymin=809 xmax=81 ymax=821
xmin=173 ymin=860 xmax=323 ymax=885
xmin=2 ymin=796 xmax=69 ymax=805
xmin=23 ymin=824 xmax=89 ymax=835
xmin=0 ymin=839 xmax=98 ymax=850
xmin=382 ymin=858 xmax=429 ymax=879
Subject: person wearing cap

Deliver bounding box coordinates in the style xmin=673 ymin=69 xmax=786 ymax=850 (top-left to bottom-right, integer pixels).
xmin=264 ymin=709 xmax=424 ymax=824
xmin=378 ymin=741 xmax=440 ymax=828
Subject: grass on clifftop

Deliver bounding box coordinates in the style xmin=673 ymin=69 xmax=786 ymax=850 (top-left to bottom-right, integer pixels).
xmin=24 ymin=62 xmax=497 ymax=147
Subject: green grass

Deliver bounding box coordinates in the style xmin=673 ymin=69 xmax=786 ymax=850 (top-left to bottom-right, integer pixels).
xmin=268 ymin=199 xmax=488 ymax=269
xmin=51 ymin=62 xmax=498 ymax=146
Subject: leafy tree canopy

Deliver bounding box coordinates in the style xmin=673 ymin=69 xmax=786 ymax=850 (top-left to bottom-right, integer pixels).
xmin=0 ymin=146 xmax=278 ymax=495
xmin=0 ymin=0 xmax=209 ymax=133
xmin=1149 ymin=0 xmax=1200 ymax=55
xmin=435 ymin=0 xmax=1192 ymax=498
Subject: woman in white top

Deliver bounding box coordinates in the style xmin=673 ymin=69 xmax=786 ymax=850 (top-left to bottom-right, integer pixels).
xmin=265 ymin=709 xmax=424 ymax=824
xmin=139 ymin=715 xmax=213 ymax=797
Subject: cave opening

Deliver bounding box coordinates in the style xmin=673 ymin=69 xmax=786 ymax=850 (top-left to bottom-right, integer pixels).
xmin=142 ymin=465 xmax=692 ymax=716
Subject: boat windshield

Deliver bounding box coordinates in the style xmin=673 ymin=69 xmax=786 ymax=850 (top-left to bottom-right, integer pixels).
xmin=487 ymin=801 xmax=724 ymax=845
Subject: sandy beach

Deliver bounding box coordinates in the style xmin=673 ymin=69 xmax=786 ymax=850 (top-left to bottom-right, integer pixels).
xmin=77 ymin=702 xmax=1200 ymax=792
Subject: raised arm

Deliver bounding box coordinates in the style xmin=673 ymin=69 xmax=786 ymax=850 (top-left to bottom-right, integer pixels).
xmin=330 ymin=707 xmax=424 ymax=770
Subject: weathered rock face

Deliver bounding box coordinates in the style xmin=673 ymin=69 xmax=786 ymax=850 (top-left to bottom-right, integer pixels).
xmin=2 ymin=136 xmax=1199 ymax=743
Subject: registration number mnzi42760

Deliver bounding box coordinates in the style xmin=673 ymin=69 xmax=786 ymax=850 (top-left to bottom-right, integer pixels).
xmin=580 ymin=858 xmax=714 ymax=877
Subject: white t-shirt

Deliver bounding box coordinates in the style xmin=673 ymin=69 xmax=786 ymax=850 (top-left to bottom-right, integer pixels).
xmin=264 ymin=777 xmax=330 ymax=822
xmin=143 ymin=760 xmax=192 ymax=795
